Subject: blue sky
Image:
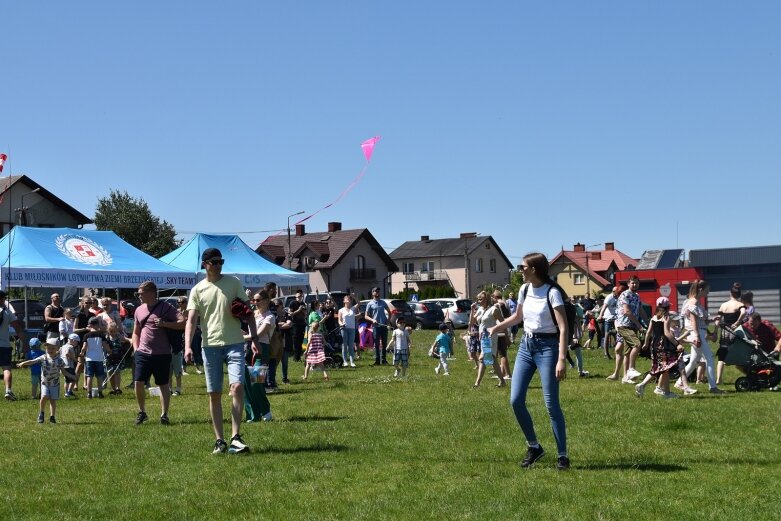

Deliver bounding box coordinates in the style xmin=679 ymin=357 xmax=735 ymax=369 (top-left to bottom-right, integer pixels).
xmin=2 ymin=1 xmax=779 ymax=264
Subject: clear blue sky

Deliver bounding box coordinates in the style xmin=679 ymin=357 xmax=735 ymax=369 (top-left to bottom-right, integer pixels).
xmin=2 ymin=1 xmax=780 ymax=264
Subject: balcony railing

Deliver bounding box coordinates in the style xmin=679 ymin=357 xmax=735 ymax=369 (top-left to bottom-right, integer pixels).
xmin=403 ymin=270 xmax=447 ymax=281
xmin=350 ymin=268 xmax=376 ymax=281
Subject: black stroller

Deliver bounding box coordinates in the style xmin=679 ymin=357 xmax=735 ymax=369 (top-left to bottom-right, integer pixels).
xmin=320 ymin=325 xmax=345 ymax=369
xmin=720 ymin=324 xmax=781 ymax=392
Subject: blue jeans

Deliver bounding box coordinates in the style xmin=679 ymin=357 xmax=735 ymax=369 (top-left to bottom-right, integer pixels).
xmin=373 ymin=325 xmax=388 ymax=363
xmin=342 ymin=328 xmax=356 ymax=361
xmin=510 ymin=335 xmax=567 ymax=456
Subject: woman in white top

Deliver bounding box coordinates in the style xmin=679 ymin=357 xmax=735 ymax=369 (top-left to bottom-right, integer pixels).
xmin=338 ymin=295 xmax=359 ymax=367
xmin=472 ymin=291 xmax=505 ymax=388
xmin=489 ymin=252 xmax=570 ymax=470
xmin=675 ymin=280 xmax=724 ymax=394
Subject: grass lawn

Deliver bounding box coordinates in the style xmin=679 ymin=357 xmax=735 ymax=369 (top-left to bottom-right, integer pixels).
xmin=1 ymin=329 xmax=780 ymax=521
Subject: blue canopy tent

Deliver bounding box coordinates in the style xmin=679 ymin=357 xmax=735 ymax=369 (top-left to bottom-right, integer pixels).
xmin=159 ymin=233 xmax=309 ymax=288
xmin=0 ymin=227 xmax=197 ymax=290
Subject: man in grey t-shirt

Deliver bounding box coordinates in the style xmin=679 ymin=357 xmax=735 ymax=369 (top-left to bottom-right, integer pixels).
xmin=364 ymin=287 xmax=390 ymax=365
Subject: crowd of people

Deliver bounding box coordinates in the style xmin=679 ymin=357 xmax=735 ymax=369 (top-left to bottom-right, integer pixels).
xmin=3 ymin=249 xmax=780 ymax=469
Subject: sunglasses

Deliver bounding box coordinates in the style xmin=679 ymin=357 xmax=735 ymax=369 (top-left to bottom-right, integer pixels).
xmin=205 ymin=259 xmax=225 ymax=266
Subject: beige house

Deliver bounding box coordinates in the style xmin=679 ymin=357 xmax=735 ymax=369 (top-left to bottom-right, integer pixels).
xmin=549 ymin=242 xmax=638 ymax=298
xmin=257 ymin=222 xmax=398 ymax=299
xmin=389 ymin=233 xmax=513 ymax=299
xmin=0 ymin=175 xmax=92 ymax=235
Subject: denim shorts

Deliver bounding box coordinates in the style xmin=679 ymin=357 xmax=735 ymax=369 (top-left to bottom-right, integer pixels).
xmin=170 ymin=351 xmax=184 ymax=376
xmin=85 ymin=361 xmax=106 ymax=377
xmin=203 ymin=343 xmax=245 ymax=393
xmin=42 ymin=383 xmax=60 ymax=400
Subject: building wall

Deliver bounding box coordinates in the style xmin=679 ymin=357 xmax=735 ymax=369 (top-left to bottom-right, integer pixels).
xmin=550 ymin=261 xmax=602 ymax=298
xmin=0 ymin=187 xmax=86 ymax=235
xmin=312 ymin=239 xmax=391 ymax=300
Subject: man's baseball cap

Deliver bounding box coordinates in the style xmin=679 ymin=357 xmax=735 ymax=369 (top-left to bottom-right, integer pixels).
xmin=68 ymin=333 xmax=81 ymax=342
xmin=29 ymin=338 xmax=41 ymax=348
xmin=201 ymin=248 xmax=223 ymax=262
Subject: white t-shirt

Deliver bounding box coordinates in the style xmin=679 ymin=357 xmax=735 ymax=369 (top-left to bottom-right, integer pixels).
xmin=338 ymin=307 xmax=356 ymax=329
xmin=60 ymin=344 xmax=75 ymax=369
xmin=254 ymin=311 xmax=275 ymax=344
xmin=602 ymin=294 xmax=618 ymax=320
xmin=477 ymin=305 xmax=498 ymax=335
xmin=519 ymin=283 xmax=564 ymax=334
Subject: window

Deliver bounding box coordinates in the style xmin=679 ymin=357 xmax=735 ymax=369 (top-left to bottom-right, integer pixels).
xmin=402 ymin=262 xmax=415 ymax=273
xmin=421 ymin=261 xmax=434 ymax=272
xmin=573 ymin=274 xmax=585 ymax=285
xmin=489 ymin=259 xmax=496 ymax=273
xmin=354 ymin=255 xmax=365 ymax=269
xmin=475 ymin=258 xmax=483 ymax=273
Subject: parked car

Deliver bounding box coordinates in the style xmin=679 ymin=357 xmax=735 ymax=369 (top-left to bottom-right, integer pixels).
xmin=359 ymin=299 xmax=416 ymax=328
xmin=283 ymin=291 xmax=349 ymax=311
xmin=9 ymin=299 xmax=46 ymax=330
xmin=420 ymin=298 xmax=473 ymax=328
xmin=407 ymin=301 xmax=445 ymax=330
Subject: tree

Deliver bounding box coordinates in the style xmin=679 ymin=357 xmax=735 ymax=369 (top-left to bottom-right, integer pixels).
xmin=94 ymin=190 xmax=181 ymax=258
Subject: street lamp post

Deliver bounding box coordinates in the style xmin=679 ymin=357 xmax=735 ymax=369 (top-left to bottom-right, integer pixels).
xmin=16 ymin=188 xmax=41 ymax=226
xmin=584 ymin=242 xmax=602 ymax=297
xmin=287 ymin=211 xmax=305 ymax=269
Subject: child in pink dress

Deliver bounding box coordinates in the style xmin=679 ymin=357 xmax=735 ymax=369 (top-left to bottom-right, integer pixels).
xmin=303 ymin=321 xmax=329 ymax=381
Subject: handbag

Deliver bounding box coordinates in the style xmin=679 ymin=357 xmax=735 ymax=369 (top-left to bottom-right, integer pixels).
xmin=269 ymin=330 xmax=284 ymax=361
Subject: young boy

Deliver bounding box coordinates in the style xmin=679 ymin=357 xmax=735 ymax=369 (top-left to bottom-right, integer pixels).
xmin=387 ymin=318 xmax=412 ymax=378
xmin=432 ymin=323 xmax=451 ymax=376
xmin=17 ymin=342 xmax=66 ymax=423
xmin=81 ymin=317 xmax=110 ymax=399
xmin=61 ymin=334 xmax=79 ymax=397
xmin=26 ymin=338 xmax=46 ymax=399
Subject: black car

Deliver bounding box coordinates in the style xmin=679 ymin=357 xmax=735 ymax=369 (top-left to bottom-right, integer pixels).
xmin=9 ymin=299 xmax=46 ymax=330
xmin=407 ymin=301 xmax=445 ymax=330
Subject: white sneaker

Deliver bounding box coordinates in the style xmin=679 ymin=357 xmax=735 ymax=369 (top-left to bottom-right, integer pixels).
xmin=262 ymin=412 xmax=273 ymax=422
xmin=444 ymin=372 xmax=450 ymax=376
xmin=435 ymin=366 xmax=440 ymax=375
xmin=626 ymin=368 xmax=642 ymax=380
xmin=342 ymin=362 xmax=348 ymax=367
xmin=621 ymin=377 xmax=636 ymax=384
xmin=674 ymin=380 xmax=686 ymax=391
xmin=683 ymin=387 xmax=698 ymax=395
xmin=393 ymin=370 xmax=399 ymax=378
xmin=635 ymin=384 xmax=644 ymax=398
xmin=653 ymin=386 xmax=665 ymax=396
xmin=350 ymin=361 xmax=356 ymax=368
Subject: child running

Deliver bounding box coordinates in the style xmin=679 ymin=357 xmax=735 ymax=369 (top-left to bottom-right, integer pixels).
xmin=432 ymin=323 xmax=451 ymax=376
xmin=303 ymin=320 xmax=329 ymax=381
xmin=26 ymin=338 xmax=46 ymax=399
xmin=388 ymin=318 xmax=411 ymax=378
xmin=17 ymin=342 xmax=67 ymax=423
xmin=105 ymin=322 xmax=131 ymax=394
xmin=61 ymin=334 xmax=79 ymax=398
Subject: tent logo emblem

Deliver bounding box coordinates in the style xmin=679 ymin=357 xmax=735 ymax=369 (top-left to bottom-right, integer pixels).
xmin=55 ymin=234 xmax=113 ymax=266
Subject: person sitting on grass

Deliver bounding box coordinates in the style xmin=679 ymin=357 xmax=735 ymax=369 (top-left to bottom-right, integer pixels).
xmin=303 ymin=320 xmax=329 ymax=381
xmin=388 ymin=317 xmax=412 ymax=378
xmin=17 ymin=342 xmax=67 ymax=423
xmin=27 ymin=338 xmax=46 ymax=399
xmin=432 ymin=323 xmax=451 ymax=376
xmin=81 ymin=317 xmax=110 ymax=399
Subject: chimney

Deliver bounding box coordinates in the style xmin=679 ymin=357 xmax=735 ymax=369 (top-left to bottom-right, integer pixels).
xmin=460 ymin=232 xmax=478 ymax=239
xmin=327 ymin=222 xmax=342 ymax=232
xmin=605 ymin=242 xmax=615 ymax=251
xmin=421 ymin=235 xmax=430 ymax=241
xmin=295 ymin=224 xmax=305 ymax=236
xmin=591 ymin=252 xmax=602 ymax=260
xmin=573 ymin=243 xmax=585 ymax=252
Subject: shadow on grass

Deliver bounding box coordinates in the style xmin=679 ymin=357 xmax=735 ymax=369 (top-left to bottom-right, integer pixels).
xmin=254 ymin=443 xmax=349 ymax=455
xmin=578 ymin=462 xmax=688 ymax=472
xmin=286 ymin=414 xmax=347 ymax=422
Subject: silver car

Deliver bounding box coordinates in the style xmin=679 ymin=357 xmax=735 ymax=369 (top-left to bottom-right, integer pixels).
xmin=420 ymin=298 xmax=473 ymax=328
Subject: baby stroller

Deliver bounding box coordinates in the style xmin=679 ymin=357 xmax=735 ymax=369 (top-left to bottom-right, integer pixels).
xmin=320 ymin=325 xmax=344 ymax=369
xmin=721 ymin=324 xmax=781 ymax=392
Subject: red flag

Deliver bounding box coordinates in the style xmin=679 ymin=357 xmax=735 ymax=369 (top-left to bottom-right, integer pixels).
xmin=0 ymin=154 xmax=6 ymax=173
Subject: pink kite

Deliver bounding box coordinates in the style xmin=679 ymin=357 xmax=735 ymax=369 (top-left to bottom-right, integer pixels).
xmin=361 ymin=136 xmax=381 ymax=162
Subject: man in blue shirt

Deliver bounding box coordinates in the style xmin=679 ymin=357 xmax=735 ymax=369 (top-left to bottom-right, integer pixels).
xmin=364 ymin=287 xmax=390 ymax=365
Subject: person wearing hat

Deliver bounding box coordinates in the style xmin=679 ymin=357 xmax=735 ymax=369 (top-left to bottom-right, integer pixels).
xmin=0 ymin=290 xmax=26 ymax=401
xmin=364 ymin=287 xmax=391 ymax=365
xmin=184 ymin=248 xmax=262 ymax=455
xmin=634 ymin=296 xmax=697 ymax=399
xmin=80 ymin=316 xmax=110 ymax=399
xmin=61 ymin=333 xmax=80 ymax=397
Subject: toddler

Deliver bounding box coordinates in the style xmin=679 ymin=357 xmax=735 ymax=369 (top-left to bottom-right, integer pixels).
xmin=17 ymin=342 xmax=66 ymax=423
xmin=61 ymin=334 xmax=79 ymax=397
xmin=387 ymin=318 xmax=411 ymax=377
xmin=432 ymin=323 xmax=451 ymax=376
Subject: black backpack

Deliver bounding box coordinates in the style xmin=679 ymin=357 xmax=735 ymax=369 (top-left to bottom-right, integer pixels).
xmin=521 ymin=282 xmax=575 ymax=340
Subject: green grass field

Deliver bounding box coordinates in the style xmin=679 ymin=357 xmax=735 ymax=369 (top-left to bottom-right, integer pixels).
xmin=2 ymin=330 xmax=780 ymax=521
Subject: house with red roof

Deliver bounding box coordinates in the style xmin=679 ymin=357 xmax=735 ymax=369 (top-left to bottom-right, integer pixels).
xmin=257 ymin=222 xmax=398 ymax=298
xmin=549 ymin=242 xmax=638 ymax=298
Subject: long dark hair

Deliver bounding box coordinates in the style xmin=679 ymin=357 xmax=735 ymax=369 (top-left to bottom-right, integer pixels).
xmin=523 ymin=252 xmax=569 ymax=300
xmin=730 ymin=282 xmax=742 ymax=299
xmin=687 ymin=279 xmax=708 ymax=299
